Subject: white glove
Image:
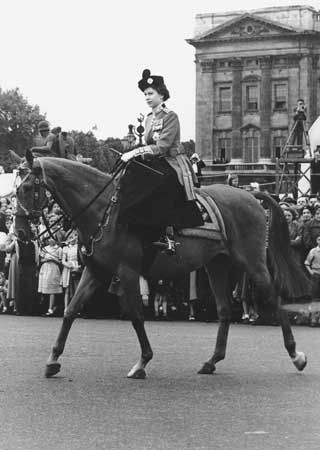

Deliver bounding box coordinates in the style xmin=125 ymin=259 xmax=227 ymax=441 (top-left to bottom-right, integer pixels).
xmin=121 ymin=146 xmax=153 ymax=163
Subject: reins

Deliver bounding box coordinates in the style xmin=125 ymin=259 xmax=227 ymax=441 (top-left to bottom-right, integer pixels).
xmin=18 ymin=159 xmax=126 ymax=249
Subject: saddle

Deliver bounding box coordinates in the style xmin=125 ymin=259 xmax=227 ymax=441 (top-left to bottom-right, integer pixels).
xmin=177 ymin=190 xmax=226 ymax=241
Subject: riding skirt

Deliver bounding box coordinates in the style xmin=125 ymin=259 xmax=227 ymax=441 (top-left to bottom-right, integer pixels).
xmin=118 ymin=157 xmax=203 ymax=229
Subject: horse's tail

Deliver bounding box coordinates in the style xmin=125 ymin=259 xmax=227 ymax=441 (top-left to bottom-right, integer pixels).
xmin=253 ymin=192 xmax=310 ymax=300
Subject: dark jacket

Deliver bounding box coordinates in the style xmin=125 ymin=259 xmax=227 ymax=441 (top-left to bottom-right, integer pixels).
xmin=302 ymin=218 xmax=320 ymax=252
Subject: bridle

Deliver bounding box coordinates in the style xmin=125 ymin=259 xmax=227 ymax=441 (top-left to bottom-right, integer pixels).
xmin=16 ymin=158 xmax=126 ymax=252
xmin=15 ymin=166 xmax=46 ymax=223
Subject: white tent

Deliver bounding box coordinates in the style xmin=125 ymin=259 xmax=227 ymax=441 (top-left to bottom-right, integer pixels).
xmin=309 ymin=115 xmax=320 ymax=156
xmin=298 ymin=116 xmax=320 ymax=195
xmin=0 ymin=173 xmax=16 ymax=197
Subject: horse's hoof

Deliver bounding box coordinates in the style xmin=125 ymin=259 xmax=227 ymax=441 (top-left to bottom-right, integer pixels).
xmin=292 ymin=352 xmax=307 ymax=372
xmin=198 ymin=362 xmax=216 ymax=375
xmin=45 ymin=362 xmax=61 ymax=378
xmin=127 ymin=369 xmax=146 ymax=379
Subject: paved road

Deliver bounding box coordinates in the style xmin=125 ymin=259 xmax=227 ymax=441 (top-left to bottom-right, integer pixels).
xmin=0 ymin=316 xmax=319 ymax=450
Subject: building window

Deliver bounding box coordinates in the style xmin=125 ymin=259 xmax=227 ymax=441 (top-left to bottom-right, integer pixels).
xmin=272 ymin=129 xmax=288 ymax=159
xmin=242 ymin=128 xmax=260 ymax=162
xmin=273 ymin=137 xmax=283 ymax=158
xmin=245 ymin=59 xmax=259 ymax=67
xmin=214 ymin=130 xmax=232 ymax=162
xmin=274 ymin=83 xmax=287 ymax=110
xmin=246 ymin=85 xmax=258 ymax=111
xmin=273 ymin=56 xmax=288 ymax=67
xmin=218 ymin=138 xmax=231 ymax=162
xmin=219 ymin=86 xmax=232 ymax=112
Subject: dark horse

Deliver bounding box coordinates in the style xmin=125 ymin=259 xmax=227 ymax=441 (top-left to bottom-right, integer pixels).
xmin=16 ymin=151 xmax=309 ymax=379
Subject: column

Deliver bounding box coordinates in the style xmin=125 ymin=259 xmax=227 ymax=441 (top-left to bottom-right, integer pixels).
xmin=231 ymin=59 xmax=242 ymax=159
xmin=195 ymin=60 xmax=214 ymax=161
xmin=299 ymin=54 xmax=312 ymax=128
xmin=260 ymin=56 xmax=272 ymax=159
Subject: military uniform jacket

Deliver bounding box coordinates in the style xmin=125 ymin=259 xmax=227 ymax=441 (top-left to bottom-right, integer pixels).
xmin=144 ymin=104 xmax=196 ymax=200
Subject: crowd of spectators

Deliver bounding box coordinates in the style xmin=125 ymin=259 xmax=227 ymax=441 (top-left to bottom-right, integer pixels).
xmin=0 ymin=192 xmax=82 ymax=317
xmin=0 ymin=188 xmax=319 ymax=326
xmin=278 ymin=194 xmax=320 ymax=326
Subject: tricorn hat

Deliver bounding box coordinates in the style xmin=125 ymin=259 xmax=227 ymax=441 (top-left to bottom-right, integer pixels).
xmin=138 ymin=69 xmax=165 ymax=93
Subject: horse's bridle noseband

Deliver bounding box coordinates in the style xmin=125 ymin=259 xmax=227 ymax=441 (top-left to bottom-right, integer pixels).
xmin=16 ymin=165 xmax=47 ymax=223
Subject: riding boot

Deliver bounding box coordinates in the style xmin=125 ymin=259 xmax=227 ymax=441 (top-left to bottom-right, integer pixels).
xmin=153 ymin=225 xmax=177 ymax=255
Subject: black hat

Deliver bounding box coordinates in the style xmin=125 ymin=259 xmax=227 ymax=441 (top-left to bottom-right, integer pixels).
xmin=138 ymin=69 xmax=165 ymax=93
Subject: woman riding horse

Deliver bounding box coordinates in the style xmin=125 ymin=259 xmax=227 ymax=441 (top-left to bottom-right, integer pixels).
xmin=118 ymin=69 xmax=203 ymax=256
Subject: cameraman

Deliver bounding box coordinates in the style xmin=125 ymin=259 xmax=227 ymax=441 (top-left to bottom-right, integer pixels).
xmin=292 ymin=99 xmax=307 ymax=146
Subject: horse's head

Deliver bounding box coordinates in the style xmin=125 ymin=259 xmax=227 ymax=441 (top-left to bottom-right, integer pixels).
xmin=15 ymin=150 xmax=48 ymax=224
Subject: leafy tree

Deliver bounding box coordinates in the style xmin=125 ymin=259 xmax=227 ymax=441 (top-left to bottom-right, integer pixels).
xmin=0 ymin=87 xmax=46 ymax=170
xmin=71 ymin=131 xmax=124 ymax=173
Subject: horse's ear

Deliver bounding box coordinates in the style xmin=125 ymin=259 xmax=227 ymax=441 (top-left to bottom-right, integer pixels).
xmin=25 ymin=149 xmax=34 ymax=168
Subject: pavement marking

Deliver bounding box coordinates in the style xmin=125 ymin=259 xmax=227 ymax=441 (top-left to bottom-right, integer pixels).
xmin=244 ymin=431 xmax=268 ymax=435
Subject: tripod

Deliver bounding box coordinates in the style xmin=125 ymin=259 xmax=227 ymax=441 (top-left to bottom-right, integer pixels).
xmin=277 ymin=118 xmax=311 ymax=199
xmin=281 ymin=118 xmax=311 ymax=158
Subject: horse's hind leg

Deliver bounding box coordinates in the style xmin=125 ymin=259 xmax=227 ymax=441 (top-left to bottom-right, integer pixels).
xmin=198 ymin=255 xmax=232 ymax=375
xmin=278 ymin=301 xmax=307 ymax=371
xmin=45 ymin=267 xmax=101 ymax=378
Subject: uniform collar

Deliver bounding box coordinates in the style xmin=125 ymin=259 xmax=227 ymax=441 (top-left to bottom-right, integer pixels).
xmin=152 ymin=103 xmax=169 ymax=116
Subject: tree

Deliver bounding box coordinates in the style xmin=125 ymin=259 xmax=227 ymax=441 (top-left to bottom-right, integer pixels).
xmin=71 ymin=131 xmax=124 ymax=173
xmin=0 ymin=87 xmax=46 ymax=170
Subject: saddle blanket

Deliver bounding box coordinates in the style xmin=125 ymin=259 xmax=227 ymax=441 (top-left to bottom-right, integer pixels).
xmin=177 ymin=190 xmax=226 ymax=241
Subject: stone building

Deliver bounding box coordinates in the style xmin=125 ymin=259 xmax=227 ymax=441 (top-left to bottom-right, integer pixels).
xmin=187 ymin=5 xmax=320 ymax=187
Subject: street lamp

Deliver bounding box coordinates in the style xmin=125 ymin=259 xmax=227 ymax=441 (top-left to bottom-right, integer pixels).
xmin=121 ymin=114 xmax=145 ymax=151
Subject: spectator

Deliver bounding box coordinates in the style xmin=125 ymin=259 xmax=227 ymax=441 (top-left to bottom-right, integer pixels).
xmin=59 ymin=131 xmax=76 ymax=160
xmin=16 ymin=228 xmax=39 ymax=315
xmin=284 ymin=207 xmax=301 ymax=265
xmin=61 ymin=230 xmax=81 ymax=314
xmin=298 ymin=206 xmax=313 ymax=227
xmin=5 ymin=221 xmax=19 ymax=314
xmin=139 ymin=276 xmax=150 ymax=307
xmin=188 ymin=271 xmax=197 ymax=320
xmin=38 ymin=237 xmax=63 ymax=316
xmin=154 ymin=279 xmax=170 ymax=320
xmin=298 ymin=206 xmax=313 ymax=265
xmin=0 ymin=271 xmax=8 ymax=313
xmin=302 ymin=206 xmax=320 ymax=253
xmin=296 ymin=196 xmax=308 ymax=215
xmin=304 ymin=235 xmax=320 ymax=327
xmin=0 ymin=212 xmax=8 ymax=271
xmin=190 ymin=153 xmax=206 ymax=187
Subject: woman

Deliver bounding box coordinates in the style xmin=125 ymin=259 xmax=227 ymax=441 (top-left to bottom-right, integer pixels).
xmin=283 ymin=207 xmax=301 ymax=265
xmin=298 ymin=206 xmax=313 ymax=265
xmin=302 ymin=205 xmax=320 ymax=254
xmin=119 ymin=69 xmax=203 ymax=255
xmin=38 ymin=237 xmax=62 ymax=316
xmin=61 ymin=230 xmax=81 ymax=314
xmin=5 ymin=219 xmax=19 ymax=314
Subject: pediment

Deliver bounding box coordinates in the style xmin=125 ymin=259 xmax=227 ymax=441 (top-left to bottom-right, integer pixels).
xmin=240 ymin=123 xmax=260 ymax=131
xmin=195 ymin=13 xmax=297 ymax=42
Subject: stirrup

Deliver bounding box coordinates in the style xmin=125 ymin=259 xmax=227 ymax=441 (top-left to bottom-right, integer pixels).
xmin=153 ymin=236 xmax=176 ymax=255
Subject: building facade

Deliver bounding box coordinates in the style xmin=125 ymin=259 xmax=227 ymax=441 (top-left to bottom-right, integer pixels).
xmin=187 ymin=5 xmax=320 ymax=186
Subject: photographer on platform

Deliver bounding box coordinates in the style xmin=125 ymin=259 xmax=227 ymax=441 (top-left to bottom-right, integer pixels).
xmin=292 ymin=99 xmax=307 ymax=147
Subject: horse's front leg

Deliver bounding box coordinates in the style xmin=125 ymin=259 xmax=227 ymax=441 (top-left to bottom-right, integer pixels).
xmin=119 ymin=267 xmax=153 ymax=379
xmin=45 ymin=267 xmax=100 ymax=378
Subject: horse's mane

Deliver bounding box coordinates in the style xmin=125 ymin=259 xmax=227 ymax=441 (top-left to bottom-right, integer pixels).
xmin=36 ymin=157 xmax=110 ymax=187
